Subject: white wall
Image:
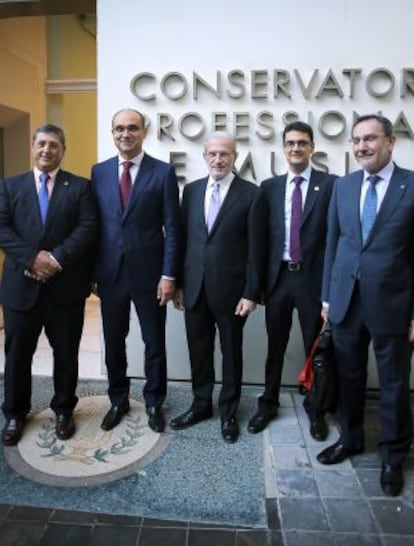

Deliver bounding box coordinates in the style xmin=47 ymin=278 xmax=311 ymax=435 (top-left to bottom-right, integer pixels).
xmin=97 ymin=0 xmax=414 ymax=387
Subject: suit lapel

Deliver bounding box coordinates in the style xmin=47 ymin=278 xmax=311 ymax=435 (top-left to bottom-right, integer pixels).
xmin=207 ymin=176 xmax=240 ymax=236
xmin=124 ymin=154 xmax=153 ymax=218
xmin=302 ymin=169 xmax=322 ymax=225
xmin=366 ymin=166 xmax=409 ymax=244
xmin=21 ymin=172 xmax=43 ymax=233
xmin=44 ymin=170 xmax=71 ymax=228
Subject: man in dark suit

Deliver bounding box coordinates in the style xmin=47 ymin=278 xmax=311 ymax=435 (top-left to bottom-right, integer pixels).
xmin=170 ymin=131 xmax=261 ymax=443
xmin=91 ymin=108 xmax=180 ymax=433
xmin=247 ymin=121 xmax=336 ymax=440
xmin=0 ymin=123 xmax=97 ymax=446
xmin=317 ymin=114 xmax=414 ymax=497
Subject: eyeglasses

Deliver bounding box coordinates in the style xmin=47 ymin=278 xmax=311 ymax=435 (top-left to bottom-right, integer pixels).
xmin=112 ymin=125 xmax=141 ymax=134
xmin=350 ymin=134 xmax=385 ymax=145
xmin=284 ymin=140 xmax=312 ymax=149
xmin=205 ymin=151 xmax=235 ymax=160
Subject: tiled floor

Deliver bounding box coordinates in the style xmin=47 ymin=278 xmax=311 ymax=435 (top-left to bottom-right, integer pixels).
xmin=0 ymin=298 xmax=413 ymax=545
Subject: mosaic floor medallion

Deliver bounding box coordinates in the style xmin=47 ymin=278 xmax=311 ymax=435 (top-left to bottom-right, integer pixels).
xmin=4 ymin=395 xmax=170 ymax=487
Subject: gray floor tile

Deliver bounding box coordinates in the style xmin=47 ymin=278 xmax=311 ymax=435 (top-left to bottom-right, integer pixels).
xmin=237 ymin=529 xmax=283 ymax=546
xmin=38 ymin=522 xmax=93 ymax=546
xmin=6 ymin=506 xmax=54 ymax=522
xmin=333 ymin=532 xmax=384 ymax=545
xmin=279 ymin=498 xmax=329 ymax=531
xmin=90 ymin=524 xmax=139 ymax=546
xmin=138 ymin=526 xmax=187 ymax=546
xmin=355 ymin=468 xmax=384 ymax=497
xmin=265 ymin=498 xmax=281 ymax=530
xmin=0 ymin=521 xmax=46 ymax=546
xmin=269 ymin=425 xmax=304 ymax=445
xmin=315 ymin=468 xmax=363 ymax=498
xmin=382 ymin=535 xmax=414 ymax=546
xmin=188 ymin=528 xmax=236 ymax=546
xmin=276 ymin=469 xmax=319 ymax=497
xmin=284 ymin=530 xmax=335 ymax=546
xmin=324 ymin=498 xmax=379 ymax=533
xmin=272 ymin=445 xmax=311 ymax=470
xmin=369 ymin=499 xmax=414 ymax=535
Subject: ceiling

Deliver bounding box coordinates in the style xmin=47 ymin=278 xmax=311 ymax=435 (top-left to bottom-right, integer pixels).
xmin=0 ymin=0 xmax=95 ymax=18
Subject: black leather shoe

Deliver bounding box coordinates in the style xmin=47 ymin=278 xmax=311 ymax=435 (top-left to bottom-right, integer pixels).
xmin=101 ymin=403 xmax=130 ymax=431
xmin=380 ymin=464 xmax=403 ymax=497
xmin=2 ymin=418 xmax=24 ymax=446
xmin=317 ymin=441 xmax=364 ymax=465
xmin=55 ymin=414 xmax=76 ymax=440
xmin=146 ymin=406 xmax=165 ymax=433
xmin=170 ymin=408 xmax=212 ymax=430
xmin=310 ymin=418 xmax=328 ymax=441
xmin=221 ymin=418 xmax=239 ymax=443
xmin=247 ymin=411 xmax=277 ymax=434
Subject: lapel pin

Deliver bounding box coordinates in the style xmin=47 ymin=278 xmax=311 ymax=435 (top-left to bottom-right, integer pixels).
xmin=314 ymin=186 xmax=320 ymax=191
xmin=400 ymin=185 xmax=405 ymax=189
xmin=63 ymin=181 xmax=70 ymax=186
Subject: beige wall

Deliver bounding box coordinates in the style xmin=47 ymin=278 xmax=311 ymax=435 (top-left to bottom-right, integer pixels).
xmin=47 ymin=15 xmax=97 ymax=178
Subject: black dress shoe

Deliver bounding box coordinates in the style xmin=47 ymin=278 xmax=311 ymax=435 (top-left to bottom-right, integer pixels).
xmin=310 ymin=418 xmax=328 ymax=441
xmin=247 ymin=410 xmax=277 ymax=434
xmin=317 ymin=441 xmax=364 ymax=465
xmin=2 ymin=418 xmax=24 ymax=446
xmin=170 ymin=408 xmax=212 ymax=430
xmin=55 ymin=414 xmax=76 ymax=440
xmin=380 ymin=464 xmax=403 ymax=497
xmin=221 ymin=418 xmax=239 ymax=443
xmin=101 ymin=403 xmax=130 ymax=431
xmin=146 ymin=406 xmax=165 ymax=433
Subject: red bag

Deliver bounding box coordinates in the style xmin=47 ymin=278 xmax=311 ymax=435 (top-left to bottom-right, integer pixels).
xmin=297 ymin=334 xmax=320 ymax=390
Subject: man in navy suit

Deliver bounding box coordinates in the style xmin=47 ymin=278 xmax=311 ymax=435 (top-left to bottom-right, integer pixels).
xmin=170 ymin=132 xmax=262 ymax=443
xmin=247 ymin=122 xmax=336 ymax=440
xmin=0 ymin=124 xmax=97 ymax=446
xmin=317 ymin=114 xmax=414 ymax=497
xmin=91 ymin=108 xmax=180 ymax=433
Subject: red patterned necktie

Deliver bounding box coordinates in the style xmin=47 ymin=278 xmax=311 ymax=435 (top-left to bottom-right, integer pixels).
xmin=120 ymin=161 xmax=133 ymax=210
xmin=289 ymin=176 xmax=303 ymax=262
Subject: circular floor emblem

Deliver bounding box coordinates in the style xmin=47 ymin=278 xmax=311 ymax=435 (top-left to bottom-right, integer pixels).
xmin=4 ymin=396 xmax=170 ymax=486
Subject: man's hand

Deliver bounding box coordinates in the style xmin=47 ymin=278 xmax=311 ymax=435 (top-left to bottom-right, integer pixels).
xmin=321 ymin=303 xmax=329 ymax=323
xmin=30 ymin=250 xmax=62 ymax=281
xmin=235 ymin=298 xmax=256 ymax=317
xmin=173 ymin=288 xmax=184 ymax=311
xmin=157 ymin=278 xmax=175 ymax=306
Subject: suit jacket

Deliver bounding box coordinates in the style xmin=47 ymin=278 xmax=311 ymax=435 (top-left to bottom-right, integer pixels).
xmin=180 ymin=175 xmax=261 ymax=314
xmin=91 ymin=153 xmax=180 ymax=292
xmin=322 ymin=164 xmax=414 ymax=334
xmin=0 ymin=169 xmax=98 ymax=310
xmin=254 ymin=169 xmax=336 ymax=301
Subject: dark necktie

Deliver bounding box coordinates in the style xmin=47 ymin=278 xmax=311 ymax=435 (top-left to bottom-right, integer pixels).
xmin=289 ymin=176 xmax=303 ymax=262
xmin=206 ymin=181 xmax=221 ymax=232
xmin=361 ymin=175 xmax=381 ymax=243
xmin=38 ymin=172 xmax=50 ymax=225
xmin=120 ymin=161 xmax=133 ymax=210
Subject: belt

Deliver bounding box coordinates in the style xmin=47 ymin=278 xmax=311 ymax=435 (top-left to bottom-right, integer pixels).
xmin=283 ymin=261 xmax=302 ymax=272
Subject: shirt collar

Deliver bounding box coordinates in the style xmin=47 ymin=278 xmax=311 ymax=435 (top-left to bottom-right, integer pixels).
xmin=34 ymin=166 xmax=60 ymax=181
xmin=118 ymin=151 xmax=144 ymax=167
xmin=208 ymin=171 xmax=235 ymax=188
xmin=287 ymin=165 xmax=312 ymax=184
xmin=363 ymin=160 xmax=395 ymax=183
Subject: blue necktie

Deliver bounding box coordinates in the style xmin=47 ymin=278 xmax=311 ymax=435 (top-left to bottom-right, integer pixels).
xmin=206 ymin=182 xmax=221 ymax=232
xmin=289 ymin=176 xmax=303 ymax=262
xmin=361 ymin=175 xmax=381 ymax=244
xmin=38 ymin=172 xmax=50 ymax=225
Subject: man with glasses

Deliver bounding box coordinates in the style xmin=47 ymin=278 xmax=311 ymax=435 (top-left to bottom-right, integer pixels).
xmin=170 ymin=132 xmax=262 ymax=443
xmin=317 ymin=114 xmax=414 ymax=497
xmin=248 ymin=121 xmax=337 ymax=440
xmin=91 ymin=108 xmax=180 ymax=434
